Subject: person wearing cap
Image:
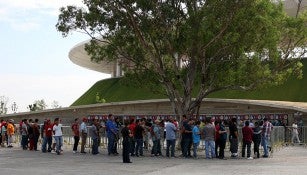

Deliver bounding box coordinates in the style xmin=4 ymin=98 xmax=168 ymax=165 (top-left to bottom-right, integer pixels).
xmin=7 ymin=119 xmax=15 ymax=148
xmin=80 ymin=117 xmax=88 ymax=154
xmin=151 ymin=119 xmax=162 ymax=156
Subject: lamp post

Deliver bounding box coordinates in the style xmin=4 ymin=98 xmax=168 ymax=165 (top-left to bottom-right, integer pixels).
xmin=11 ymin=102 xmax=18 ymax=113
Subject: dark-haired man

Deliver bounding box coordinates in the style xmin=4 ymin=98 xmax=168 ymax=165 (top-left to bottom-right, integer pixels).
xmin=229 ymin=118 xmax=238 ymax=158
xmin=71 ymin=118 xmax=80 ymax=153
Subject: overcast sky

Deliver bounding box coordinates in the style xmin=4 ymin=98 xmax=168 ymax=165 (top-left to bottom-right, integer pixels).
xmin=0 ymin=0 xmax=110 ymax=113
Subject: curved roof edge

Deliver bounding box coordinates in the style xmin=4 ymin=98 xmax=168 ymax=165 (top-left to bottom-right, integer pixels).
xmin=69 ymin=39 xmax=115 ymax=75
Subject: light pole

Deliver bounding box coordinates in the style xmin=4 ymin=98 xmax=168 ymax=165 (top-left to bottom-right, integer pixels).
xmin=11 ymin=102 xmax=18 ymax=113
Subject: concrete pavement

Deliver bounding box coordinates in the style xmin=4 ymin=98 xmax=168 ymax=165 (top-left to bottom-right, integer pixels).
xmin=0 ymin=145 xmax=306 ymax=175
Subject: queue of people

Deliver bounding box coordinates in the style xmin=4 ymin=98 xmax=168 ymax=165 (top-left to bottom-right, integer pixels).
xmin=0 ymin=115 xmax=301 ymax=164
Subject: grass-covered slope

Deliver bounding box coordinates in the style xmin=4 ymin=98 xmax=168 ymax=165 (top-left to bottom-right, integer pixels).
xmin=72 ymin=60 xmax=307 ymax=106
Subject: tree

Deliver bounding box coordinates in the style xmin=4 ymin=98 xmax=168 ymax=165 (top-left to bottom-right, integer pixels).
xmin=51 ymin=100 xmax=62 ymax=109
xmin=28 ymin=99 xmax=48 ymax=112
xmin=56 ymin=0 xmax=307 ymax=119
xmin=0 ymin=96 xmax=9 ymax=114
xmin=95 ymin=92 xmax=106 ymax=103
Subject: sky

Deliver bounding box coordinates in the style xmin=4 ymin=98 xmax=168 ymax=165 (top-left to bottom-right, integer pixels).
xmin=0 ymin=0 xmax=110 ymax=113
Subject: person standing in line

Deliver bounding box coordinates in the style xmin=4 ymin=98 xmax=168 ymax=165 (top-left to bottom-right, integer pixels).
xmin=180 ymin=115 xmax=188 ymax=157
xmin=28 ymin=119 xmax=35 ymax=150
xmin=71 ymin=118 xmax=80 ymax=153
xmin=134 ymin=119 xmax=145 ymax=157
xmin=32 ymin=119 xmax=40 ymax=151
xmin=42 ymin=119 xmax=53 ymax=152
xmin=165 ymin=117 xmax=177 ymax=158
xmin=21 ymin=119 xmax=29 ymax=150
xmin=214 ymin=120 xmax=221 ymax=158
xmin=252 ymin=121 xmax=262 ymax=158
xmin=151 ymin=119 xmax=162 ymax=156
xmin=182 ymin=119 xmax=193 ymax=158
xmin=242 ymin=120 xmax=254 ymax=160
xmin=80 ymin=118 xmax=88 ymax=154
xmin=90 ymin=119 xmax=99 ymax=155
xmin=53 ymin=118 xmax=63 ymax=155
xmin=192 ymin=120 xmax=200 ymax=159
xmin=217 ymin=120 xmax=227 ymax=159
xmin=291 ymin=121 xmax=300 ymax=144
xmin=261 ymin=118 xmax=273 ymax=158
xmin=203 ymin=117 xmax=216 ymax=159
xmin=106 ymin=114 xmax=118 ymax=155
xmin=113 ymin=117 xmax=121 ymax=155
xmin=1 ymin=121 xmax=7 ymax=147
xmin=229 ymin=118 xmax=239 ymax=158
xmin=6 ymin=119 xmax=15 ymax=148
xmin=128 ymin=118 xmax=137 ymax=156
xmin=121 ymin=120 xmax=132 ymax=163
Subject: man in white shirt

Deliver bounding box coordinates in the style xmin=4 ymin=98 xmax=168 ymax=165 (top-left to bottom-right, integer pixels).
xmin=53 ymin=118 xmax=63 ymax=155
xmin=291 ymin=121 xmax=300 ymax=144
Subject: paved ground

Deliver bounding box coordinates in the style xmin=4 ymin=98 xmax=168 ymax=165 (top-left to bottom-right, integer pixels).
xmin=0 ymin=145 xmax=306 ymax=175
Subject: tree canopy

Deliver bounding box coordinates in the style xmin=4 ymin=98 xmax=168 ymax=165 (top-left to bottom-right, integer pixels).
xmin=56 ymin=0 xmax=307 ymax=117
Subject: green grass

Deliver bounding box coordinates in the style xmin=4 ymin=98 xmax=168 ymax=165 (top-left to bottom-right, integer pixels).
xmin=71 ymin=60 xmax=307 ymax=106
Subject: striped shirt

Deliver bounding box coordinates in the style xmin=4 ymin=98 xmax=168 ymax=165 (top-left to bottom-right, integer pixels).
xmin=262 ymin=121 xmax=273 ymax=139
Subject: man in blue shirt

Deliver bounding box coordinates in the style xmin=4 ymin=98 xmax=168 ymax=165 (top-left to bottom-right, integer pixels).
xmin=106 ymin=114 xmax=118 ymax=155
xmin=165 ymin=117 xmax=177 ymax=158
xmin=192 ymin=120 xmax=200 ymax=158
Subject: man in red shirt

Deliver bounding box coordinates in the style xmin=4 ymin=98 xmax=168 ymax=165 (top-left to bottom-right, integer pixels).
xmin=242 ymin=120 xmax=254 ymax=159
xmin=128 ymin=118 xmax=136 ymax=156
xmin=71 ymin=118 xmax=80 ymax=153
xmin=42 ymin=119 xmax=53 ymax=153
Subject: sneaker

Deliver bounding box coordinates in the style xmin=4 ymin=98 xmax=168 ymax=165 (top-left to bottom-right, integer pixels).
xmin=73 ymin=151 xmax=77 ymax=154
xmin=247 ymin=157 xmax=253 ymax=160
xmin=51 ymin=150 xmax=56 ymax=154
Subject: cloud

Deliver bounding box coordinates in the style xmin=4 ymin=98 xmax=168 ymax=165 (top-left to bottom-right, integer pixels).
xmin=0 ymin=0 xmax=84 ymax=32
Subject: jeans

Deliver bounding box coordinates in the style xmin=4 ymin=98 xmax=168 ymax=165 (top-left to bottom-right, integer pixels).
xmin=92 ymin=138 xmax=99 ymax=154
xmin=218 ymin=139 xmax=226 ymax=158
xmin=261 ymin=136 xmax=269 ymax=156
xmin=73 ymin=136 xmax=80 ymax=151
xmin=54 ymin=136 xmax=63 ymax=154
xmin=81 ymin=133 xmax=87 ymax=153
xmin=253 ymin=140 xmax=261 ymax=158
xmin=229 ymin=137 xmax=238 ymax=155
xmin=242 ymin=141 xmax=252 ymax=157
xmin=135 ymin=138 xmax=143 ymax=156
xmin=129 ymin=137 xmax=135 ymax=155
xmin=193 ymin=142 xmax=199 ymax=158
xmin=33 ymin=135 xmax=39 ymax=150
xmin=182 ymin=138 xmax=192 ymax=157
xmin=42 ymin=136 xmax=52 ymax=152
xmin=205 ymin=140 xmax=215 ymax=158
xmin=107 ymin=134 xmax=115 ymax=154
xmin=166 ymin=139 xmax=176 ymax=157
xmin=21 ymin=135 xmax=28 ymax=150
xmin=151 ymin=139 xmax=162 ymax=156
